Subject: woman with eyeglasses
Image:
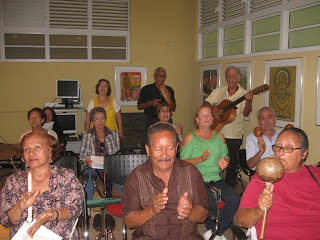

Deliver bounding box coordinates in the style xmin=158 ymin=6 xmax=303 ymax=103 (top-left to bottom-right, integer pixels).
xmin=236 ymin=127 xmax=320 ymax=240
xmin=80 ymin=107 xmax=120 ymax=199
xmin=150 ymin=103 xmax=183 ymax=142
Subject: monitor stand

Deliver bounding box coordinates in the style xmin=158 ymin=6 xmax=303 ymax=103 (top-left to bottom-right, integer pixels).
xmin=63 ymin=98 xmax=74 ymax=108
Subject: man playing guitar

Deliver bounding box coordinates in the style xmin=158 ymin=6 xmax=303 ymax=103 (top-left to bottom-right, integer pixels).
xmin=203 ymin=66 xmax=253 ymax=187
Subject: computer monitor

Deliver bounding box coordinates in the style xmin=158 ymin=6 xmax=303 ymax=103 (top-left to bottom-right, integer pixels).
xmin=55 ymin=113 xmax=77 ymax=135
xmin=62 ymin=87 xmax=81 ymax=106
xmin=56 ymin=80 xmax=79 ymax=108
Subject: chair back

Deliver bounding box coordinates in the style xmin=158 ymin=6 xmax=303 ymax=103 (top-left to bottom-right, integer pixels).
xmin=54 ymin=153 xmax=78 ymax=176
xmin=104 ymin=154 xmax=149 ymax=185
xmin=237 ymin=149 xmax=255 ymax=177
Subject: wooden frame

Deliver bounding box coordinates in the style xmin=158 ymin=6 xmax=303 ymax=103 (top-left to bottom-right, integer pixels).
xmin=264 ymin=58 xmax=302 ymax=128
xmin=200 ymin=64 xmax=220 ymax=104
xmin=115 ymin=66 xmax=146 ymax=106
xmin=227 ymin=62 xmax=252 ymax=120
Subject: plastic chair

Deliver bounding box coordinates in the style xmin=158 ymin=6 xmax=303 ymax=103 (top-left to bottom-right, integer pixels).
xmin=85 ymin=154 xmax=148 ymax=240
xmin=54 ymin=152 xmax=78 ymax=176
xmin=104 ymin=154 xmax=149 ymax=240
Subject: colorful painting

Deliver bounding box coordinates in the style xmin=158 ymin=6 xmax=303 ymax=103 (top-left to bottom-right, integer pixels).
xmin=265 ymin=58 xmax=302 ymax=128
xmin=120 ymin=72 xmax=142 ymax=102
xmin=115 ymin=66 xmax=146 ymax=106
xmin=200 ymin=65 xmax=220 ymax=104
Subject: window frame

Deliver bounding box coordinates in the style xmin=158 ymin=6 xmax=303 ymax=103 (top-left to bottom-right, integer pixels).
xmin=198 ymin=0 xmax=320 ymax=61
xmin=0 ymin=0 xmax=130 ymax=62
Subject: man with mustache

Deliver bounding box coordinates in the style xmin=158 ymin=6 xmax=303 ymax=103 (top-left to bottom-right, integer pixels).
xmin=122 ymin=123 xmax=209 ymax=239
xmin=246 ymin=107 xmax=280 ymax=170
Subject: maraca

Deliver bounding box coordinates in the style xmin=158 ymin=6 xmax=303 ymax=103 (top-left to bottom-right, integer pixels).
xmin=284 ymin=124 xmax=294 ymax=129
xmin=159 ymin=83 xmax=175 ymax=110
xmin=254 ymin=126 xmax=265 ymax=151
xmin=256 ymin=157 xmax=284 ymax=239
xmin=253 ymin=127 xmax=263 ymax=137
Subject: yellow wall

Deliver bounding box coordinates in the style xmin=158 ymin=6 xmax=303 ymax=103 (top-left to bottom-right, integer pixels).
xmin=1 ymin=0 xmax=319 ymax=166
xmin=195 ymin=51 xmax=320 ymax=165
xmin=0 ymin=0 xmax=197 ymax=143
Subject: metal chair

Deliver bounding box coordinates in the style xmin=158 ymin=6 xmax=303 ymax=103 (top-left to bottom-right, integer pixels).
xmin=233 ymin=149 xmax=255 ymax=194
xmin=85 ymin=154 xmax=149 ymax=240
xmin=207 ymin=182 xmax=246 ymax=240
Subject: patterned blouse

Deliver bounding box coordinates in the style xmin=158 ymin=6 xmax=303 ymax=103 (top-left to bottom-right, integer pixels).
xmin=0 ymin=165 xmax=84 ymax=240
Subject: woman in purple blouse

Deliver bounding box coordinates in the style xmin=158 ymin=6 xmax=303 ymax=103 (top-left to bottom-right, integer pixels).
xmin=0 ymin=131 xmax=84 ymax=239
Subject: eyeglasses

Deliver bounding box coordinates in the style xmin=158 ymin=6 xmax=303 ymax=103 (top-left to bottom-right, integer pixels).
xmin=93 ymin=117 xmax=106 ymax=122
xmin=272 ymin=145 xmax=303 ymax=153
xmin=156 ymin=74 xmax=166 ymax=78
xmin=159 ymin=109 xmax=170 ymax=114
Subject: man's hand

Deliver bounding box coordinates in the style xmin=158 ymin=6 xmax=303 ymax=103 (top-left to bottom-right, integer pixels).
xmin=245 ymin=91 xmax=253 ymax=101
xmin=218 ymin=157 xmax=229 ymax=171
xmin=151 ymin=99 xmax=161 ymax=107
xmin=211 ymin=105 xmax=220 ymax=120
xmin=152 ymin=187 xmax=168 ymax=215
xmin=27 ymin=209 xmax=58 ymax=238
xmin=257 ymin=137 xmax=266 ymax=153
xmin=177 ymin=192 xmax=192 ymax=220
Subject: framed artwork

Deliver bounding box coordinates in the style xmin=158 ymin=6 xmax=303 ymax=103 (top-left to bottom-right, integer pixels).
xmin=200 ymin=64 xmax=220 ymax=104
xmin=227 ymin=62 xmax=252 ymax=120
xmin=115 ymin=66 xmax=146 ymax=106
xmin=316 ymin=57 xmax=320 ymax=125
xmin=264 ymin=58 xmax=302 ymax=128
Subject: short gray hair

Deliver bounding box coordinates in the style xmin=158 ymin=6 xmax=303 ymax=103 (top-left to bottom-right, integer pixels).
xmin=257 ymin=107 xmax=275 ymax=119
xmin=225 ymin=66 xmax=241 ymax=79
xmin=154 ymin=67 xmax=167 ymax=76
xmin=90 ymin=107 xmax=106 ymax=121
xmin=146 ymin=123 xmax=177 ymax=148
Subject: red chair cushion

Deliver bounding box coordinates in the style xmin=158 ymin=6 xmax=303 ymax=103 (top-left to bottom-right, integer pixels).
xmin=106 ymin=195 xmax=122 ymax=217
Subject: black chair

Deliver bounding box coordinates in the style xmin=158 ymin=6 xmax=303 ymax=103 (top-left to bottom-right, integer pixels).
xmin=54 ymin=152 xmax=78 ymax=176
xmin=233 ymin=149 xmax=255 ymax=193
xmin=85 ymin=154 xmax=149 ymax=240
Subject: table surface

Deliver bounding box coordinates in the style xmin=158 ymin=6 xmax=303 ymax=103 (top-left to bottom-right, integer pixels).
xmin=0 ymin=143 xmax=20 ymax=160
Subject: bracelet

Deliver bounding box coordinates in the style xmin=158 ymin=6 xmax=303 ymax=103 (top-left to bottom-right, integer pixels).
xmin=251 ymin=209 xmax=258 ymax=222
xmin=55 ymin=210 xmax=60 ymax=220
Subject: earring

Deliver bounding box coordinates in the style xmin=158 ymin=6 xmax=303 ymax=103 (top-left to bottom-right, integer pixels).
xmin=49 ymin=158 xmax=53 ymax=164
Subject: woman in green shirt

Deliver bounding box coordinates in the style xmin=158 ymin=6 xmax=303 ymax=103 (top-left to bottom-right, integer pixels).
xmin=180 ymin=106 xmax=240 ymax=240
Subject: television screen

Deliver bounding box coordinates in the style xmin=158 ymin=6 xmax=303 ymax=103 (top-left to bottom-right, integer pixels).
xmin=56 ymin=80 xmax=79 ymax=99
xmin=56 ymin=113 xmax=77 ymax=135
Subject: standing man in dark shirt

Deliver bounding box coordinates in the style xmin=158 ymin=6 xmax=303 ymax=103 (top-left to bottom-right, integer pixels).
xmin=138 ymin=67 xmax=176 ymax=130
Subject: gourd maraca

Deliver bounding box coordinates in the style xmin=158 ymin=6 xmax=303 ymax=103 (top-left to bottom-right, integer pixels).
xmin=284 ymin=124 xmax=294 ymax=129
xmin=254 ymin=127 xmax=266 ymax=151
xmin=159 ymin=83 xmax=175 ymax=110
xmin=253 ymin=127 xmax=263 ymax=137
xmin=256 ymin=157 xmax=284 ymax=239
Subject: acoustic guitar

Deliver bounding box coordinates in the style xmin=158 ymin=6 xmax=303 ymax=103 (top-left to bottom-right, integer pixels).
xmin=212 ymin=84 xmax=269 ymax=131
